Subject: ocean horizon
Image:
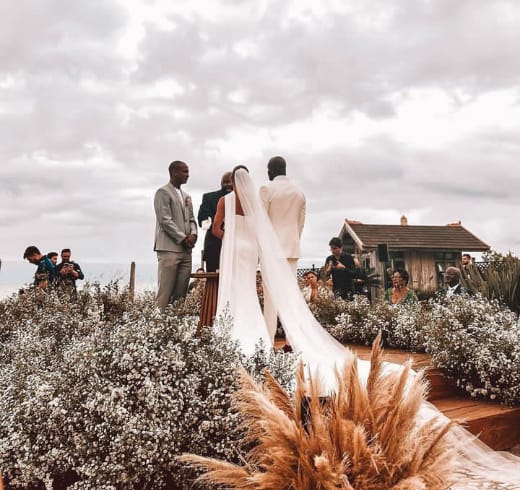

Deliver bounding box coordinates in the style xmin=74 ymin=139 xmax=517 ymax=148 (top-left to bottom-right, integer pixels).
xmin=0 ymin=258 xmax=324 ymax=299
xmin=0 ymin=261 xmax=157 ymax=299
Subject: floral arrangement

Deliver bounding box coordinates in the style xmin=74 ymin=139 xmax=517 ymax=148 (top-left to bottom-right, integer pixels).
xmin=318 ymin=293 xmax=520 ymax=405
xmin=326 ymin=295 xmax=428 ymax=352
xmin=422 ymin=295 xmax=520 ymax=405
xmin=0 ymin=285 xmax=296 ymax=489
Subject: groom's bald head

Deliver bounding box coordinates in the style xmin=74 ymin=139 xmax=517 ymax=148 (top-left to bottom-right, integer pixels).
xmin=267 ymin=156 xmax=286 ymax=181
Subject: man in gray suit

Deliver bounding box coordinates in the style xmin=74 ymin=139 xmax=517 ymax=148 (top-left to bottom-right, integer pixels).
xmin=154 ymin=160 xmax=197 ymax=309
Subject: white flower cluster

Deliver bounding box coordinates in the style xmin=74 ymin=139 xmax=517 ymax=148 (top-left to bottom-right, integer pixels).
xmin=323 ymin=293 xmax=520 ymax=405
xmin=329 ymin=296 xmax=427 ymax=351
xmin=423 ymin=294 xmax=520 ymax=404
xmin=0 ymin=285 xmax=296 ymax=489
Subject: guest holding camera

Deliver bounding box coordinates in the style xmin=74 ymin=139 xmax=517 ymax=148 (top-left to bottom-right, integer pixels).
xmin=55 ymin=248 xmax=84 ymax=294
xmin=324 ymin=237 xmax=355 ymax=300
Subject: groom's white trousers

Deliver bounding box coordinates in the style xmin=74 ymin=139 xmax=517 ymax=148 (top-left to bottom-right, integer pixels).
xmin=263 ymin=258 xmax=298 ymax=342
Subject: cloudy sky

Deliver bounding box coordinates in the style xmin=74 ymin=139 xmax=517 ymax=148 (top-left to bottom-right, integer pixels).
xmin=1 ymin=0 xmax=519 ymax=267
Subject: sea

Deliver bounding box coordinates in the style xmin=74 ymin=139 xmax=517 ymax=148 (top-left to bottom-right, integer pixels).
xmin=0 ymin=258 xmax=323 ymax=299
xmin=0 ymin=261 xmax=157 ymax=299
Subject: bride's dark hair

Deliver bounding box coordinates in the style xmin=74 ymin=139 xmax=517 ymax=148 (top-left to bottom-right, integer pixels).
xmin=232 ymin=165 xmax=249 ymax=182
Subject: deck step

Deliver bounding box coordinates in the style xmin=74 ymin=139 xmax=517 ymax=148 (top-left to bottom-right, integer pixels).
xmin=432 ymin=397 xmax=520 ymax=450
xmin=287 ymin=341 xmax=520 ymax=450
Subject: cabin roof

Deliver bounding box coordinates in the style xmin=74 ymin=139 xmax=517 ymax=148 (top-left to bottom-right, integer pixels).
xmin=340 ymin=221 xmax=490 ymax=251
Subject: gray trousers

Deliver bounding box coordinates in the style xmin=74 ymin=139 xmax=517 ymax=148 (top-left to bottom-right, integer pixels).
xmin=156 ymin=250 xmax=192 ymax=309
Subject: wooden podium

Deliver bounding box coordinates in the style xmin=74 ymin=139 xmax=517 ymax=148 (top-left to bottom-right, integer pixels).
xmin=191 ymin=272 xmax=219 ymax=335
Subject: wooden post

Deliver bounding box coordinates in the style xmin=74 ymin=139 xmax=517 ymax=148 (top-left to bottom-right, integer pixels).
xmin=129 ymin=261 xmax=136 ymax=300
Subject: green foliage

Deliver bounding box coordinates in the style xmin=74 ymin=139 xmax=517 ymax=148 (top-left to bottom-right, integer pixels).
xmin=480 ymin=251 xmax=520 ymax=313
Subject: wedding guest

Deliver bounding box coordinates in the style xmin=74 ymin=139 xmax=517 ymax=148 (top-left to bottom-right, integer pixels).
xmin=302 ymin=270 xmax=332 ymax=303
xmin=383 ymin=269 xmax=417 ymax=304
xmin=325 ymin=276 xmax=334 ymax=292
xmin=154 ymin=160 xmax=198 ymax=309
xmin=55 ymin=249 xmax=84 ymax=298
xmin=437 ymin=266 xmax=472 ymax=298
xmin=47 ymin=252 xmax=59 ymax=265
xmin=324 ymin=237 xmax=355 ymax=300
xmin=460 ymin=253 xmax=484 ymax=292
xmin=23 ymin=245 xmax=56 ymax=289
xmin=197 ymin=171 xmax=233 ymax=272
xmin=259 ymin=156 xmax=306 ymax=343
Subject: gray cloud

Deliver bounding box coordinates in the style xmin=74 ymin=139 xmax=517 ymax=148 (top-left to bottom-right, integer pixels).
xmin=1 ymin=0 xmax=519 ymax=268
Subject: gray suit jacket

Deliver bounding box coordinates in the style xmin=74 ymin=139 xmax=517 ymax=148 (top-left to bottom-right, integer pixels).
xmin=154 ymin=182 xmax=197 ymax=253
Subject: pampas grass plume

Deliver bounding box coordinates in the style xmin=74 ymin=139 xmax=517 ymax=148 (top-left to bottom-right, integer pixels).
xmin=180 ymin=333 xmax=455 ymax=489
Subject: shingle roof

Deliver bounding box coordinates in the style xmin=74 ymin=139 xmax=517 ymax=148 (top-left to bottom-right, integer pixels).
xmin=341 ymin=222 xmax=490 ymax=251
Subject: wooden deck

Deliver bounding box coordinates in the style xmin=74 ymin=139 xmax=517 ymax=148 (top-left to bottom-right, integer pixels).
xmin=275 ymin=339 xmax=520 ymax=450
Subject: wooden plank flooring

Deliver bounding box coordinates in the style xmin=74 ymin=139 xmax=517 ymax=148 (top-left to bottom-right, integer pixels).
xmin=274 ymin=338 xmax=520 ymax=450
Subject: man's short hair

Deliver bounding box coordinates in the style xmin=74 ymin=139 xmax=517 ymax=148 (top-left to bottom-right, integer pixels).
xmin=462 ymin=253 xmax=471 ymax=259
xmin=445 ymin=266 xmax=461 ymax=278
xmin=47 ymin=252 xmax=58 ymax=259
xmin=220 ymin=171 xmax=232 ymax=186
xmin=267 ymin=156 xmax=286 ymax=175
xmin=329 ymin=237 xmax=342 ymax=248
xmin=168 ymin=160 xmax=186 ymax=175
xmin=23 ymin=245 xmax=40 ymax=259
xmin=61 ymin=248 xmax=71 ymax=254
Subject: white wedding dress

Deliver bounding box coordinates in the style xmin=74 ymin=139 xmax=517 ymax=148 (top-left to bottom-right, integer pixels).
xmin=216 ymin=168 xmax=520 ymax=489
xmin=215 ymin=195 xmax=272 ymax=354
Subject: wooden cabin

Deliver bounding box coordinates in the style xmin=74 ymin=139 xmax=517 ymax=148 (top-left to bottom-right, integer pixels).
xmin=338 ymin=216 xmax=490 ymax=297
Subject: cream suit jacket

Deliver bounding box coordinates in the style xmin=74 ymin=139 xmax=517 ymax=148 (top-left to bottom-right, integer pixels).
xmin=154 ymin=182 xmax=197 ymax=252
xmin=259 ymin=175 xmax=306 ymax=259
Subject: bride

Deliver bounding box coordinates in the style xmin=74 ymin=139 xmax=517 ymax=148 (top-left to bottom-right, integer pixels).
xmin=213 ymin=165 xmax=520 ymax=488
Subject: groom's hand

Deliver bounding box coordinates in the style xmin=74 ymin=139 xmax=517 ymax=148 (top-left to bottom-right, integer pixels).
xmin=183 ymin=234 xmax=197 ymax=248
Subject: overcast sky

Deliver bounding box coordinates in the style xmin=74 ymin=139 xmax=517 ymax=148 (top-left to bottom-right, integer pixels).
xmin=1 ymin=0 xmax=519 ymax=266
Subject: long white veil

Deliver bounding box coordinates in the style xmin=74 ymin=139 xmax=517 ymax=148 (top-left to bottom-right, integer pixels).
xmin=233 ymin=169 xmax=356 ymax=387
xmin=224 ymin=168 xmax=520 ymax=488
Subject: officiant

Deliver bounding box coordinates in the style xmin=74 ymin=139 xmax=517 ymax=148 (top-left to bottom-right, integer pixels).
xmin=197 ymin=171 xmax=233 ymax=272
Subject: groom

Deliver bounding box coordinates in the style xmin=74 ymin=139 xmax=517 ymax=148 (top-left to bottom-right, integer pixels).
xmin=259 ymin=156 xmax=306 ymax=342
xmin=154 ymin=160 xmax=198 ymax=309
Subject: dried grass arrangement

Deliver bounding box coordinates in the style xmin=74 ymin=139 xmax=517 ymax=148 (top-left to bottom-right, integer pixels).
xmin=180 ymin=336 xmax=455 ymax=489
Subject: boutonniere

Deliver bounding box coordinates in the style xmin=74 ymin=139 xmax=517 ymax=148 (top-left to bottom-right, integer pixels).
xmin=185 ymin=196 xmax=192 ymax=207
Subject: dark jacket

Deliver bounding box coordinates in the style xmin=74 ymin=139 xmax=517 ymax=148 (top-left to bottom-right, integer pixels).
xmin=198 ymin=188 xmax=229 ymax=272
xmin=325 ymin=253 xmax=355 ymax=299
xmin=55 ymin=261 xmax=84 ymax=289
xmin=34 ymin=256 xmax=56 ymax=287
xmin=435 ymin=283 xmax=473 ymax=299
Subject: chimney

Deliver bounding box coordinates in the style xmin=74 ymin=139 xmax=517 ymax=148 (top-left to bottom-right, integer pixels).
xmin=400 ymin=215 xmax=408 ymax=226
